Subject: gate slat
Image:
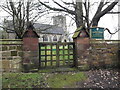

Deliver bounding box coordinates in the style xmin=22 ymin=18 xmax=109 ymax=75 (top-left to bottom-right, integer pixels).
xmin=63 ymin=43 xmax=65 ymax=65
xmin=56 ymin=43 xmax=59 ymax=67
xmin=39 ymin=42 xmax=75 ymax=69
xmin=45 ymin=45 xmax=47 ymax=67
xmin=50 ymin=44 xmax=52 ymax=66
xmin=68 ymin=44 xmax=70 ymax=65
xmin=39 ymin=43 xmax=42 ymax=68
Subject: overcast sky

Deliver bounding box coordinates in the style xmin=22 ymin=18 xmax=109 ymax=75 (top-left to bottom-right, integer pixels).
xmin=0 ymin=0 xmax=119 ymax=40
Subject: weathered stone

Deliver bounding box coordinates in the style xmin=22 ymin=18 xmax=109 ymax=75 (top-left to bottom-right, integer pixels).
xmin=18 ymin=51 xmax=23 ymax=57
xmin=2 ymin=46 xmax=8 ymax=51
xmin=17 ymin=46 xmax=22 ymax=50
xmin=2 ymin=51 xmax=11 ymax=56
xmin=9 ymin=46 xmax=16 ymax=50
xmin=1 ymin=60 xmax=12 ymax=72
xmin=11 ymin=60 xmax=21 ymax=69
xmin=7 ymin=57 xmax=13 ymax=60
xmin=11 ymin=51 xmax=17 ymax=56
xmin=13 ymin=56 xmax=22 ymax=60
xmin=2 ymin=57 xmax=6 ymax=60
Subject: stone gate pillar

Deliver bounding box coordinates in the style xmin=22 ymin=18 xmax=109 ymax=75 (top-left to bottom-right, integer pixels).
xmin=22 ymin=22 xmax=39 ymax=72
xmin=73 ymin=26 xmax=90 ymax=70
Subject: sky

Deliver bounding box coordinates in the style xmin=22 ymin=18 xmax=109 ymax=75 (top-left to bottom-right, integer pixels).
xmin=0 ymin=0 xmax=119 ymax=40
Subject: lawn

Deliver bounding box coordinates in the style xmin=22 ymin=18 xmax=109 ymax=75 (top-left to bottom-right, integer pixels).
xmin=46 ymin=72 xmax=87 ymax=88
xmin=2 ymin=71 xmax=87 ymax=88
xmin=2 ymin=73 xmax=45 ymax=88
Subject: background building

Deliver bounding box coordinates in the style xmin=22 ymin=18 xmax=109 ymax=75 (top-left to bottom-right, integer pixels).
xmin=2 ymin=15 xmax=71 ymax=42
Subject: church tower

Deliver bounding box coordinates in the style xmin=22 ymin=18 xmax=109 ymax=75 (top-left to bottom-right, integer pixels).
xmin=53 ymin=15 xmax=67 ymax=31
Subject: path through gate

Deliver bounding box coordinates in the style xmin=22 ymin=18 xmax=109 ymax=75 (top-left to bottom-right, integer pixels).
xmin=39 ymin=42 xmax=75 ymax=69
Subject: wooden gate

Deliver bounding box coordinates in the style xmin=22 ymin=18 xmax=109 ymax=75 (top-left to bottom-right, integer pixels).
xmin=39 ymin=42 xmax=75 ymax=69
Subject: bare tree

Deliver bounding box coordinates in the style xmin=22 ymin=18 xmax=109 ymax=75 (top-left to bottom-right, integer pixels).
xmin=0 ymin=0 xmax=46 ymax=39
xmin=39 ymin=0 xmax=119 ymax=33
xmin=91 ymin=0 xmax=118 ymax=26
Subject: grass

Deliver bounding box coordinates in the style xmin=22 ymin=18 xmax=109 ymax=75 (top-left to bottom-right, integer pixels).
xmin=2 ymin=69 xmax=87 ymax=88
xmin=2 ymin=73 xmax=45 ymax=88
xmin=0 ymin=40 xmax=22 ymax=44
xmin=39 ymin=67 xmax=79 ymax=73
xmin=47 ymin=72 xmax=87 ymax=88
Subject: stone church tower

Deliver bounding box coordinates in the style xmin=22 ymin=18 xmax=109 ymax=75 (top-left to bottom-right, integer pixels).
xmin=53 ymin=15 xmax=67 ymax=31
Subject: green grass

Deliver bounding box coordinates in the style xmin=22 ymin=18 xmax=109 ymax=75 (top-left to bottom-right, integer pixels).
xmin=39 ymin=67 xmax=79 ymax=73
xmin=0 ymin=40 xmax=22 ymax=44
xmin=2 ymin=73 xmax=45 ymax=88
xmin=2 ymin=70 xmax=87 ymax=88
xmin=47 ymin=72 xmax=87 ymax=88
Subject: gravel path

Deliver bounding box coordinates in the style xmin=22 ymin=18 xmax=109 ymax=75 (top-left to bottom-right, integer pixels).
xmin=75 ymin=69 xmax=120 ymax=89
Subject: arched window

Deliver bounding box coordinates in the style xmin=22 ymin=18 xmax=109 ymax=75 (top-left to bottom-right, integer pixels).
xmin=43 ymin=35 xmax=48 ymax=41
xmin=53 ymin=36 xmax=57 ymax=41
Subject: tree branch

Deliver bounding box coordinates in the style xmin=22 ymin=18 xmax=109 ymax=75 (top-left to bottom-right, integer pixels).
xmin=94 ymin=0 xmax=104 ymax=18
xmin=0 ymin=25 xmax=14 ymax=32
xmin=107 ymin=11 xmax=120 ymax=14
xmin=61 ymin=0 xmax=75 ymax=6
xmin=105 ymin=28 xmax=120 ymax=35
xmin=38 ymin=0 xmax=75 ymax=15
xmin=96 ymin=0 xmax=118 ymax=18
xmin=0 ymin=5 xmax=13 ymax=15
xmin=52 ymin=0 xmax=75 ymax=15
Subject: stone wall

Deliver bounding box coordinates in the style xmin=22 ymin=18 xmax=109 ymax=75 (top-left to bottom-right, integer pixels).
xmin=0 ymin=39 xmax=23 ymax=72
xmin=89 ymin=40 xmax=119 ymax=68
xmin=1 ymin=39 xmax=120 ymax=72
xmin=76 ymin=39 xmax=120 ymax=70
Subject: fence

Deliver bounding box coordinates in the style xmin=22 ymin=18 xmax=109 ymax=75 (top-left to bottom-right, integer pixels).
xmin=39 ymin=42 xmax=75 ymax=68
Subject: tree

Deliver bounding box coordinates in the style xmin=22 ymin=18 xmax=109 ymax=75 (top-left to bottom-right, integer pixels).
xmin=39 ymin=0 xmax=119 ymax=33
xmin=0 ymin=0 xmax=46 ymax=39
xmin=91 ymin=0 xmax=118 ymax=26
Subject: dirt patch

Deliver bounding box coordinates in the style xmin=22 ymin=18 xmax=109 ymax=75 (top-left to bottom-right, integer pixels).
xmin=73 ymin=69 xmax=120 ymax=88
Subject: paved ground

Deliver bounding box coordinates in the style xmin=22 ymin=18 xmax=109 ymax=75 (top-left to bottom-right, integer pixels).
xmin=74 ymin=69 xmax=120 ymax=89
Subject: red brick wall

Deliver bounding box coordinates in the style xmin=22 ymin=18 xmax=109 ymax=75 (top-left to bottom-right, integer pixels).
xmin=22 ymin=29 xmax=39 ymax=72
xmin=23 ymin=38 xmax=39 ymax=51
xmin=74 ymin=37 xmax=90 ymax=68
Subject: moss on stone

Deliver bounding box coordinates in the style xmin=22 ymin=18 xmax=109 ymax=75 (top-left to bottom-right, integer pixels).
xmin=18 ymin=52 xmax=23 ymax=57
xmin=9 ymin=46 xmax=16 ymax=50
xmin=2 ymin=52 xmax=11 ymax=57
xmin=11 ymin=51 xmax=17 ymax=56
xmin=7 ymin=57 xmax=13 ymax=60
xmin=17 ymin=46 xmax=22 ymax=50
xmin=2 ymin=46 xmax=7 ymax=51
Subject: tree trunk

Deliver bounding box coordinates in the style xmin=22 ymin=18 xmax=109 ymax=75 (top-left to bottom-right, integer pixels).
xmin=92 ymin=18 xmax=100 ymax=27
xmin=75 ymin=2 xmax=83 ymax=28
